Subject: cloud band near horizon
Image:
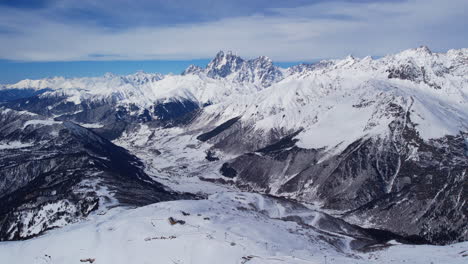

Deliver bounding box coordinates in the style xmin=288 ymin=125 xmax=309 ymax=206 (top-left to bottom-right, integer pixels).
xmin=0 ymin=0 xmax=467 ymax=62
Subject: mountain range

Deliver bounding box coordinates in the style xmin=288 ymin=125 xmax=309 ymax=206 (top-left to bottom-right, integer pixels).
xmin=0 ymin=46 xmax=467 ymax=263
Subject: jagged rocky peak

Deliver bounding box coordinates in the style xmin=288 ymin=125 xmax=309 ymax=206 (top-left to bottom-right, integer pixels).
xmin=251 ymin=55 xmax=273 ymax=67
xmin=206 ymin=51 xmax=245 ymax=78
xmin=287 ymin=63 xmax=315 ymax=74
xmin=122 ymin=70 xmax=164 ymax=84
xmin=381 ymin=45 xmax=468 ymax=90
xmin=103 ymin=72 xmax=118 ymax=79
xmin=390 ymin=46 xmax=433 ymax=60
xmin=181 ymin=64 xmax=203 ymax=75
xmin=243 ymin=55 xmax=284 ymax=86
xmin=180 ymin=50 xmax=285 ymax=86
xmin=248 ymin=55 xmax=276 ymax=73
xmin=417 ymin=45 xmax=432 ymax=53
xmin=287 ymin=61 xmax=335 ymax=75
xmin=412 ymin=45 xmax=433 ymax=55
xmin=203 ymin=51 xmax=284 ymax=86
xmin=447 ymin=48 xmax=468 ymax=58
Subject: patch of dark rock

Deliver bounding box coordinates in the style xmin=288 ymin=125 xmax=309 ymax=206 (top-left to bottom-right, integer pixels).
xmin=153 ymin=100 xmax=199 ymax=122
xmin=80 ymin=258 xmax=95 ymax=263
xmin=4 ymin=94 xmax=75 ymax=117
xmin=150 ymin=149 xmax=162 ymax=155
xmin=137 ymin=109 xmax=152 ymax=122
xmin=90 ymin=121 xmax=128 ymax=140
xmin=145 ymin=235 xmax=176 ymax=241
xmin=205 ymin=150 xmax=219 ymax=161
xmin=168 ymin=217 xmax=185 ymax=225
xmin=362 ymin=228 xmax=431 ymax=245
xmin=199 ymin=177 xmax=235 ymax=185
xmin=196 ymin=116 xmax=241 ymax=142
xmin=220 ymin=163 xmax=237 ymax=178
xmin=255 ymin=129 xmax=303 ymax=154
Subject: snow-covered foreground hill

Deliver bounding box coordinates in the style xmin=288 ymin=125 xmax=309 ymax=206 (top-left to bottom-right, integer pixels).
xmin=1 ymin=192 xmax=467 ymax=264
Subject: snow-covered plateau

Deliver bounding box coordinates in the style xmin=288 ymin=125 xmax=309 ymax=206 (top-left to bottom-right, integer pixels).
xmin=0 ymin=46 xmax=467 ymax=263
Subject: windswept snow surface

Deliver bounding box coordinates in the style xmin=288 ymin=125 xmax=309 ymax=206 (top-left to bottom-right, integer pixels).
xmin=0 ymin=192 xmax=467 ymax=264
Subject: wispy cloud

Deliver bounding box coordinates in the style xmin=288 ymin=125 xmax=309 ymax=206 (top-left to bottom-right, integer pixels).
xmin=0 ymin=0 xmax=466 ymax=61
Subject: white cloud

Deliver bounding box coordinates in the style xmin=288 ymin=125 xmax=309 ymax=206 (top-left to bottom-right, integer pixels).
xmin=0 ymin=0 xmax=467 ymax=61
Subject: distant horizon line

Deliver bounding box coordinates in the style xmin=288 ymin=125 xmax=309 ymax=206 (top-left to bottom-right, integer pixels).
xmin=1 ymin=45 xmax=463 ymax=84
xmin=0 ymin=58 xmax=321 ymax=85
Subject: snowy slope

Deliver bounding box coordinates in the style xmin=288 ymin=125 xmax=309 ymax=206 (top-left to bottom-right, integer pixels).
xmin=0 ymin=192 xmax=467 ymax=264
xmin=194 ymin=46 xmax=468 ymax=153
xmin=0 ymin=108 xmax=186 ymax=240
xmin=117 ymin=47 xmax=468 ymax=244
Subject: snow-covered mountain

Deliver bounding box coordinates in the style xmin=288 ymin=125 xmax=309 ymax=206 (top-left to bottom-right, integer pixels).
xmin=184 ymin=51 xmax=285 ymax=87
xmin=0 ymin=52 xmax=283 ymax=108
xmin=189 ymin=46 xmax=468 ymax=244
xmin=0 ymin=46 xmax=467 ymax=262
xmin=2 ymin=47 xmax=466 ymax=135
xmin=0 ymin=108 xmax=190 ymax=240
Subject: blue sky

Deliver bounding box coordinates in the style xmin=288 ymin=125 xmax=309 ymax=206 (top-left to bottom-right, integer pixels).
xmin=0 ymin=0 xmax=467 ymax=83
xmin=0 ymin=59 xmax=302 ymax=84
xmin=0 ymin=59 xmax=209 ymax=84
